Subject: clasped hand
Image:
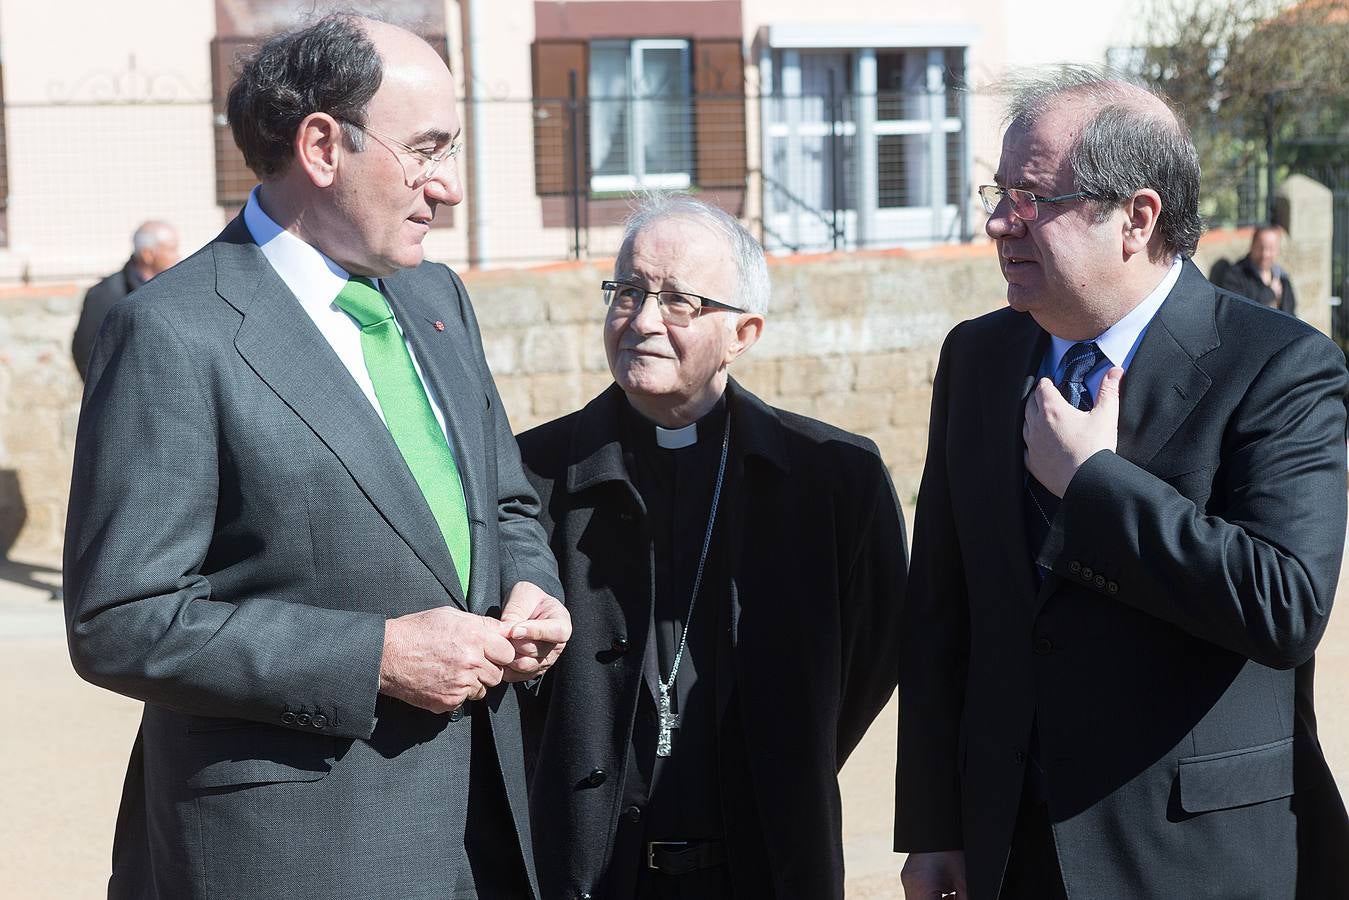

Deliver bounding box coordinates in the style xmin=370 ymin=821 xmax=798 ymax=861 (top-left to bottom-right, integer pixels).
xmin=379 ymin=581 xmax=570 ymax=714
xmin=1023 ymin=367 xmax=1124 ymax=497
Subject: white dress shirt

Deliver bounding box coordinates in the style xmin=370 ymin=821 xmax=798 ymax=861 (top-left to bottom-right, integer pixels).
xmin=242 ymin=187 xmax=451 ymax=440
xmin=1040 ymin=256 xmax=1184 ymax=398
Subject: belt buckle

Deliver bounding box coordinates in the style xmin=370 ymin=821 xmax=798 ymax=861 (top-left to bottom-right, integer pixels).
xmin=646 ymin=841 xmax=689 ymax=870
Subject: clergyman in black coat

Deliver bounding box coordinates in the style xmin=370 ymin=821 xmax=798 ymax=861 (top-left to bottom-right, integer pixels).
xmin=896 ymin=69 xmax=1348 ymax=900
xmin=518 ymin=194 xmax=907 ymax=900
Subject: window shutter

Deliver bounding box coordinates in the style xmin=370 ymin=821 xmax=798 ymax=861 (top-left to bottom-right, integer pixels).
xmin=692 ymin=39 xmax=745 ymax=190
xmin=211 ymin=36 xmax=258 ymax=209
xmin=531 ymin=40 xmax=588 ymax=196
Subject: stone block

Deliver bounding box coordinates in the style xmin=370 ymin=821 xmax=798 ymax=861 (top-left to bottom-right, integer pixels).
xmin=531 ymin=373 xmax=585 ymax=418
xmin=520 ymin=325 xmax=580 ymax=374
xmin=856 ymin=351 xmax=930 ymax=393
xmin=493 ymin=375 xmax=533 ymax=425
xmin=814 ymin=391 xmax=892 ymax=433
xmin=481 ymin=333 xmax=519 ymax=376
xmin=779 ymin=355 xmax=854 ymax=396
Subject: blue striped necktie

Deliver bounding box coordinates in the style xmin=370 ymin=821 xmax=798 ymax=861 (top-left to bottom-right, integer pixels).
xmin=1025 ymin=341 xmax=1104 ymax=575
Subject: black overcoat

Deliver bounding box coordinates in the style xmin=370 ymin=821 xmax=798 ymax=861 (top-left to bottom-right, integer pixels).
xmin=518 ymin=379 xmax=907 ymax=900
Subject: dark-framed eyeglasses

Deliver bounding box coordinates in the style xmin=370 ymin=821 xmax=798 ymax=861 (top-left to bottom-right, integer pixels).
xmin=977 ymin=184 xmax=1101 ymax=221
xmin=342 ymin=119 xmax=464 ymax=188
xmin=601 ymin=280 xmax=746 ymax=327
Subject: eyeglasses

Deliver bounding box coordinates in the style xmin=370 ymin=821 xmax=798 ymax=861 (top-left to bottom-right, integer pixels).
xmin=977 ymin=185 xmax=1100 ymax=221
xmin=343 ymin=119 xmax=463 ymax=188
xmin=601 ymin=281 xmax=746 ymax=327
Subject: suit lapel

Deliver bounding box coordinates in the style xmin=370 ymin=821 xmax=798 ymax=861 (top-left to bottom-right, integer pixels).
xmin=981 ymin=314 xmax=1049 ymax=614
xmin=215 ymin=230 xmax=467 ymax=609
xmin=1116 ymin=261 xmax=1218 ymax=468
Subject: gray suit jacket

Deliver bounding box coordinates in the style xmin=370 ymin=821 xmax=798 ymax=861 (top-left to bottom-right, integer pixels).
xmin=64 ymin=216 xmax=562 ymax=899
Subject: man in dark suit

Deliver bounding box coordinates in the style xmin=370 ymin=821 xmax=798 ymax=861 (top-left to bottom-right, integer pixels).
xmin=64 ymin=14 xmax=568 ymax=898
xmin=896 ymin=69 xmax=1348 ymax=899
xmin=70 ymin=220 xmax=179 ymax=380
xmin=517 ymin=194 xmax=906 ymax=899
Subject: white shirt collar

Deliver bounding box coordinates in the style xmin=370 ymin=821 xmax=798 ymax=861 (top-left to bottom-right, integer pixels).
xmin=242 ymin=186 xmax=379 ymax=311
xmin=1049 ymin=256 xmax=1183 ymax=372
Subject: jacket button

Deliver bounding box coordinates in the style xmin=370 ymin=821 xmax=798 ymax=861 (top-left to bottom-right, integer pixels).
xmin=449 ymin=707 xmax=465 ymax=723
xmin=1068 ymin=561 xmax=1081 ymax=573
xmin=1034 ymin=637 xmax=1054 ymax=656
xmin=623 ymin=804 xmax=642 ymax=823
xmin=296 ymin=712 xmax=312 ymax=726
xmin=312 ymin=714 xmax=328 ymax=728
xmin=1094 ymin=574 xmax=1105 ymax=588
xmin=618 ymin=511 xmax=635 ymax=522
xmin=1015 ymin=749 xmax=1027 ymax=764
xmin=585 ymin=768 xmax=607 ymax=788
xmin=1107 ymin=581 xmax=1119 ymax=594
xmin=1080 ymin=567 xmax=1094 ymax=580
xmin=281 ymin=711 xmax=297 ymax=725
xmin=611 ymin=635 xmax=629 ymax=653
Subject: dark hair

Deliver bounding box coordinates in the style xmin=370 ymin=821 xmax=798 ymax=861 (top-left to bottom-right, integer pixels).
xmin=226 ymin=13 xmax=383 ymax=179
xmin=1007 ymin=66 xmax=1204 ymax=260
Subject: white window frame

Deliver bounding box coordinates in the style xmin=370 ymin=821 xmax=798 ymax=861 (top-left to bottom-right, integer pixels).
xmin=590 ymin=38 xmax=692 ymax=193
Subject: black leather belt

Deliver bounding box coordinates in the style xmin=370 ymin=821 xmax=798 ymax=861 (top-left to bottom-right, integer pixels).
xmin=646 ymin=840 xmax=727 ymax=875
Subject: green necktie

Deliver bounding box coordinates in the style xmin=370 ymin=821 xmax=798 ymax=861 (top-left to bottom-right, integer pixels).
xmin=334 ymin=277 xmax=471 ymax=592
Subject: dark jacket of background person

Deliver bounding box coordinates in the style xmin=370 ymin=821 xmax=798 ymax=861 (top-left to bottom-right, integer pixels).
xmin=518 ymin=379 xmax=907 ymax=900
xmin=71 ymin=260 xmax=142 ymax=380
xmin=1218 ymin=253 xmax=1297 ymax=315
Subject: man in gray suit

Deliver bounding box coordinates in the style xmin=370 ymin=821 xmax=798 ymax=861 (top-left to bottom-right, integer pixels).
xmin=64 ymin=13 xmax=569 ymax=898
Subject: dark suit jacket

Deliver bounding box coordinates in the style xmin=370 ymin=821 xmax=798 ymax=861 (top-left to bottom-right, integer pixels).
xmin=71 ymin=259 xmax=141 ymax=380
xmin=895 ymin=260 xmax=1349 ymax=900
xmin=64 ymin=216 xmax=562 ymax=899
xmin=1218 ymin=254 xmax=1297 ymax=316
xmin=517 ymin=380 xmax=907 ymax=900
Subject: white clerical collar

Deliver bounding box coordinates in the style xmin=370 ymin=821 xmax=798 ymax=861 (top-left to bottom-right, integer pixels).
xmin=655 ymin=422 xmax=698 ymax=450
xmin=242 ymin=186 xmax=383 ymax=312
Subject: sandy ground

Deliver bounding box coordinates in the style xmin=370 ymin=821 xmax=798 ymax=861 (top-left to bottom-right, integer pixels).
xmin=3 ymin=542 xmax=1346 ymax=899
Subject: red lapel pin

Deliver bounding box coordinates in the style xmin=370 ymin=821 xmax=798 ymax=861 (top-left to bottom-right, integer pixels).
xmin=433 ymin=320 xmax=445 ymax=332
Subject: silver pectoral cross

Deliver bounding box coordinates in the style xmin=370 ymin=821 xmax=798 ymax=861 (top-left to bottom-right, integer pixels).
xmin=656 ymin=682 xmax=679 ymax=757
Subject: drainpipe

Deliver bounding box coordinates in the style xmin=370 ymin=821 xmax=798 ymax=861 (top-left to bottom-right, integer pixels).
xmin=461 ymin=0 xmax=489 ymax=268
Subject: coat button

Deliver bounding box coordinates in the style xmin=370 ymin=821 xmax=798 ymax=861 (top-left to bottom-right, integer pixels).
xmin=296 ymin=712 xmax=312 ymax=726
xmin=1034 ymin=637 xmax=1054 ymax=656
xmin=281 ymin=711 xmax=297 ymax=725
xmin=623 ymin=804 xmax=642 ymax=823
xmin=312 ymin=714 xmax=328 ymax=728
xmin=1080 ymin=567 xmax=1094 ymax=580
xmin=611 ymin=635 xmax=629 ymax=653
xmin=1094 ymin=574 xmax=1105 ymax=588
xmin=1107 ymin=581 xmax=1119 ymax=594
xmin=1068 ymin=561 xmax=1081 ymax=573
xmin=1015 ymin=749 xmax=1027 ymax=764
xmin=585 ymin=768 xmax=607 ymax=788
xmin=449 ymin=707 xmax=465 ymax=722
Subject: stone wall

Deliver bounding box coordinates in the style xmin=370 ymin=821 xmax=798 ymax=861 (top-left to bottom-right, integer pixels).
xmin=0 ymin=226 xmax=1306 ymax=562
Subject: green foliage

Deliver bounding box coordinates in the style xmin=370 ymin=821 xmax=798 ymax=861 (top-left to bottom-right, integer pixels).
xmin=1137 ymin=0 xmax=1349 ymax=225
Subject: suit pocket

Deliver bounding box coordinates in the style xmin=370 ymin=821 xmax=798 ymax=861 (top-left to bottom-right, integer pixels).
xmin=1177 ymin=736 xmax=1293 ymax=813
xmin=186 ymin=724 xmax=337 ymax=789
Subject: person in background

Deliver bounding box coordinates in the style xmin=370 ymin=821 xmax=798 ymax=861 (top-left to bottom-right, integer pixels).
xmin=71 ymin=220 xmax=179 ymax=380
xmin=1217 ymin=222 xmax=1296 ymax=315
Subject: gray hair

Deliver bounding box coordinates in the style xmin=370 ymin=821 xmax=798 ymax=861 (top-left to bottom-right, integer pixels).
xmin=226 ymin=12 xmax=382 ymax=179
xmin=1005 ymin=65 xmax=1203 ymax=259
xmin=132 ymin=221 xmax=175 ymax=253
xmin=617 ymin=193 xmax=771 ymax=316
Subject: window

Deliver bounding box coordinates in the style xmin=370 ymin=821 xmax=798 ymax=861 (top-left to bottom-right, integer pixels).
xmin=589 ymin=40 xmax=692 ymax=192
xmin=531 ymin=34 xmax=746 ymax=198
